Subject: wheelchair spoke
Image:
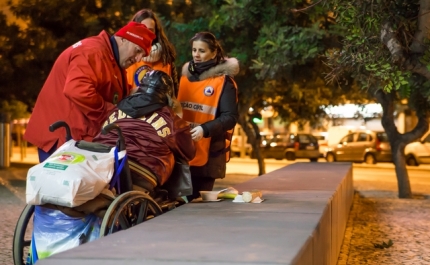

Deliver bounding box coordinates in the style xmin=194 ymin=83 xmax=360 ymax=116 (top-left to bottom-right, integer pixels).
xmin=136 ymin=200 xmax=149 ymax=224
xmin=109 ymin=207 xmax=130 ymax=234
xmin=118 ymin=212 xmax=130 ymax=230
xmin=100 ymin=191 xmax=162 ymax=237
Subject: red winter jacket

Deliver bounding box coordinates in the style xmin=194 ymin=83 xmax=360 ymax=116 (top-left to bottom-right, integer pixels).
xmin=25 ymin=31 xmax=130 ymax=152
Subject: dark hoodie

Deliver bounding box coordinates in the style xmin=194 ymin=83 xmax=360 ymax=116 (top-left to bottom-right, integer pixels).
xmin=116 ymin=91 xmax=166 ymax=118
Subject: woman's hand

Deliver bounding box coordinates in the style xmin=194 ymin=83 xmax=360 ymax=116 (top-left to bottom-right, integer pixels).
xmin=191 ymin=126 xmax=204 ymax=141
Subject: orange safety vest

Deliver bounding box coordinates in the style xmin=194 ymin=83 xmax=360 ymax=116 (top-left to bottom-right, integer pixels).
xmin=127 ymin=61 xmax=172 ymax=87
xmin=178 ymin=75 xmax=233 ymax=166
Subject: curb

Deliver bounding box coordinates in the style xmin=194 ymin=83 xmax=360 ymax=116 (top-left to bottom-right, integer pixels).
xmin=8 ymin=159 xmax=430 ymax=172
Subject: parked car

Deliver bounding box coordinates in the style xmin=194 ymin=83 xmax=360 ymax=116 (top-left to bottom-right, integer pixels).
xmin=261 ymin=133 xmax=320 ymax=161
xmin=230 ymin=124 xmax=252 ymax=157
xmin=230 ymin=135 xmax=252 ymax=157
xmin=249 ymin=132 xmax=274 ymax=159
xmin=324 ymin=130 xmax=391 ymax=164
xmin=405 ymin=133 xmax=430 ymax=166
xmin=313 ymin=132 xmax=328 ymax=157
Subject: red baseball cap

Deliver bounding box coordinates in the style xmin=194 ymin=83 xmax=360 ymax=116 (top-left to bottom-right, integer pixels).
xmin=115 ymin=21 xmax=156 ymax=56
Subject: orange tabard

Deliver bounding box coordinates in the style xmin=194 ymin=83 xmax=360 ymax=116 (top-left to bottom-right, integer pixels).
xmin=127 ymin=61 xmax=172 ymax=87
xmin=178 ymin=75 xmax=232 ymax=166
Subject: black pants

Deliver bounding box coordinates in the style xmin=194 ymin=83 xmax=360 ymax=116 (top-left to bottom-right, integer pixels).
xmin=187 ymin=177 xmax=215 ymax=202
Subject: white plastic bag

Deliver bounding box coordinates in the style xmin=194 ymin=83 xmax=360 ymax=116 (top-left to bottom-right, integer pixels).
xmin=26 ymin=139 xmax=123 ymax=207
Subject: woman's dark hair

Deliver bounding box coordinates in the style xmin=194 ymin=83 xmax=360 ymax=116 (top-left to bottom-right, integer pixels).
xmin=190 ymin=32 xmax=225 ymax=64
xmin=131 ymin=9 xmax=176 ymax=67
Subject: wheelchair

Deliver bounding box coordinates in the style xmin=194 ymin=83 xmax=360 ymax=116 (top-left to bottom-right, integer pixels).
xmin=13 ymin=121 xmax=181 ymax=265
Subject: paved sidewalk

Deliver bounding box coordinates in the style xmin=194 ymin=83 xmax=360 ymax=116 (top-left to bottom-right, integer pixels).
xmin=10 ymin=146 xmax=39 ymax=165
xmin=6 ymin=146 xmax=430 ymax=264
xmin=335 ymin=165 xmax=430 ymax=265
xmin=337 ymin=191 xmax=430 ymax=264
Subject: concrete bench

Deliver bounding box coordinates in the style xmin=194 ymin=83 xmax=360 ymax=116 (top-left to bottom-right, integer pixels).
xmin=38 ymin=162 xmax=353 ymax=265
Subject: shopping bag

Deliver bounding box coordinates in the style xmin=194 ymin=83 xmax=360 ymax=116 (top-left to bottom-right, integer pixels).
xmin=31 ymin=206 xmax=101 ymax=261
xmin=162 ymin=158 xmax=193 ymax=198
xmin=26 ymin=139 xmax=123 ymax=207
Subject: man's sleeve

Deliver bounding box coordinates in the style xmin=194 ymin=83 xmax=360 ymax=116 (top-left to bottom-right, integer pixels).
xmin=63 ymin=52 xmax=115 ymax=125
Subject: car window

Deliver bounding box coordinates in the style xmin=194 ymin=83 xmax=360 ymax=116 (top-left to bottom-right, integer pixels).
xmin=288 ymin=134 xmax=296 ymax=144
xmin=260 ymin=134 xmax=274 ymax=146
xmin=357 ymin=133 xmax=368 ymax=142
xmin=269 ymin=134 xmax=287 ymax=144
xmin=308 ymin=135 xmax=318 ymax=143
xmin=377 ymin=132 xmax=388 ymax=142
xmin=273 ymin=136 xmax=285 ymax=143
xmin=340 ymin=134 xmax=354 ymax=143
xmin=298 ymin=135 xmax=310 ymax=144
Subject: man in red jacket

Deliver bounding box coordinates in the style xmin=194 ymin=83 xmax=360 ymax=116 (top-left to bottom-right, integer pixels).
xmin=24 ymin=21 xmax=156 ymax=162
xmin=93 ymin=70 xmax=196 ymax=195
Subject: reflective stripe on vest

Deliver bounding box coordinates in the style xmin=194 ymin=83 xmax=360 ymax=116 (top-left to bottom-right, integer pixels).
xmin=178 ymin=75 xmax=225 ymax=166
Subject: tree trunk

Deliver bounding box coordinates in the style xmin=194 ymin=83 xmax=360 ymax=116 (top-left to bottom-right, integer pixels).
xmin=373 ymin=88 xmax=428 ymax=198
xmin=237 ymin=109 xmax=266 ymax=176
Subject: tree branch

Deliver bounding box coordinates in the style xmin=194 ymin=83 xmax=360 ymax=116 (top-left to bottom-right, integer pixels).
xmin=381 ymin=12 xmax=430 ymax=81
xmin=410 ymin=0 xmax=430 ymax=53
xmin=291 ymin=0 xmax=324 ymax=13
xmin=380 ymin=22 xmax=404 ymax=65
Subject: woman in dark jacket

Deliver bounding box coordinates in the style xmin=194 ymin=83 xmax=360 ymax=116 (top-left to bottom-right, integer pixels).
xmin=177 ymin=32 xmax=239 ymax=201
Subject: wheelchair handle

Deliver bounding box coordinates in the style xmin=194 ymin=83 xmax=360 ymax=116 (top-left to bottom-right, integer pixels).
xmin=102 ymin=123 xmax=126 ymax=151
xmin=49 ymin=121 xmax=72 ymax=141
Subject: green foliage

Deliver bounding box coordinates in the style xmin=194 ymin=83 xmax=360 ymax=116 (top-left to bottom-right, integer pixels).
xmin=0 ymin=12 xmax=24 ymax=101
xmin=0 ymin=99 xmax=30 ymax=120
xmin=3 ymin=0 xmax=164 ymax=106
xmin=1 ymin=0 xmax=370 ymax=127
xmin=252 ymin=23 xmax=326 ymax=79
xmin=325 ymin=0 xmax=422 ymax=99
xmin=171 ymin=0 xmax=367 ymax=126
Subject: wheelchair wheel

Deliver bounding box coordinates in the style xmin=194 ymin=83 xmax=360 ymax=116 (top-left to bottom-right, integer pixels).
xmin=13 ymin=205 xmax=35 ymax=265
xmin=100 ymin=191 xmax=162 ymax=236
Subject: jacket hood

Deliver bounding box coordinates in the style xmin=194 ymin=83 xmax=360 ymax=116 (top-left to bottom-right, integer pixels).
xmin=117 ymin=92 xmax=165 ymax=118
xmin=182 ymin=57 xmax=239 ymax=81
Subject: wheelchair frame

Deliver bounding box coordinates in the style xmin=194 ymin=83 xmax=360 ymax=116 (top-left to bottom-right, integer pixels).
xmin=13 ymin=121 xmax=178 ymax=265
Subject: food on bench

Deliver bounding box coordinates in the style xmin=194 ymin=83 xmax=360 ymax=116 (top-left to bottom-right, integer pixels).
xmin=200 ymin=191 xmax=220 ymax=201
xmin=218 ymin=187 xmax=239 ymax=199
xmin=242 ymin=190 xmax=263 ymax=203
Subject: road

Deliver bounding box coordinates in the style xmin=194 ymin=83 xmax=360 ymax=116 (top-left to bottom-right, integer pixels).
xmin=217 ymin=158 xmax=430 ymax=193
xmin=1 ymin=160 xmax=430 ymax=264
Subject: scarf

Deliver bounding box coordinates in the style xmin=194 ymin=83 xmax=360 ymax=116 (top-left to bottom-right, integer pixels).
xmin=188 ymin=59 xmax=218 ymax=81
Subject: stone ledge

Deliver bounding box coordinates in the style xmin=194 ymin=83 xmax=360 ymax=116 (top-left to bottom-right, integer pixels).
xmin=38 ymin=162 xmax=354 ymax=265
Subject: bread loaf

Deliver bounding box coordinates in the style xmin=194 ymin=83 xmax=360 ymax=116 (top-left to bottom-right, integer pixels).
xmin=242 ymin=190 xmax=262 ymax=202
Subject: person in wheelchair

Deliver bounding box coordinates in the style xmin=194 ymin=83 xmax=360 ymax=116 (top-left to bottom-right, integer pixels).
xmin=14 ymin=71 xmax=194 ymax=265
xmin=93 ymin=70 xmax=196 ymax=200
